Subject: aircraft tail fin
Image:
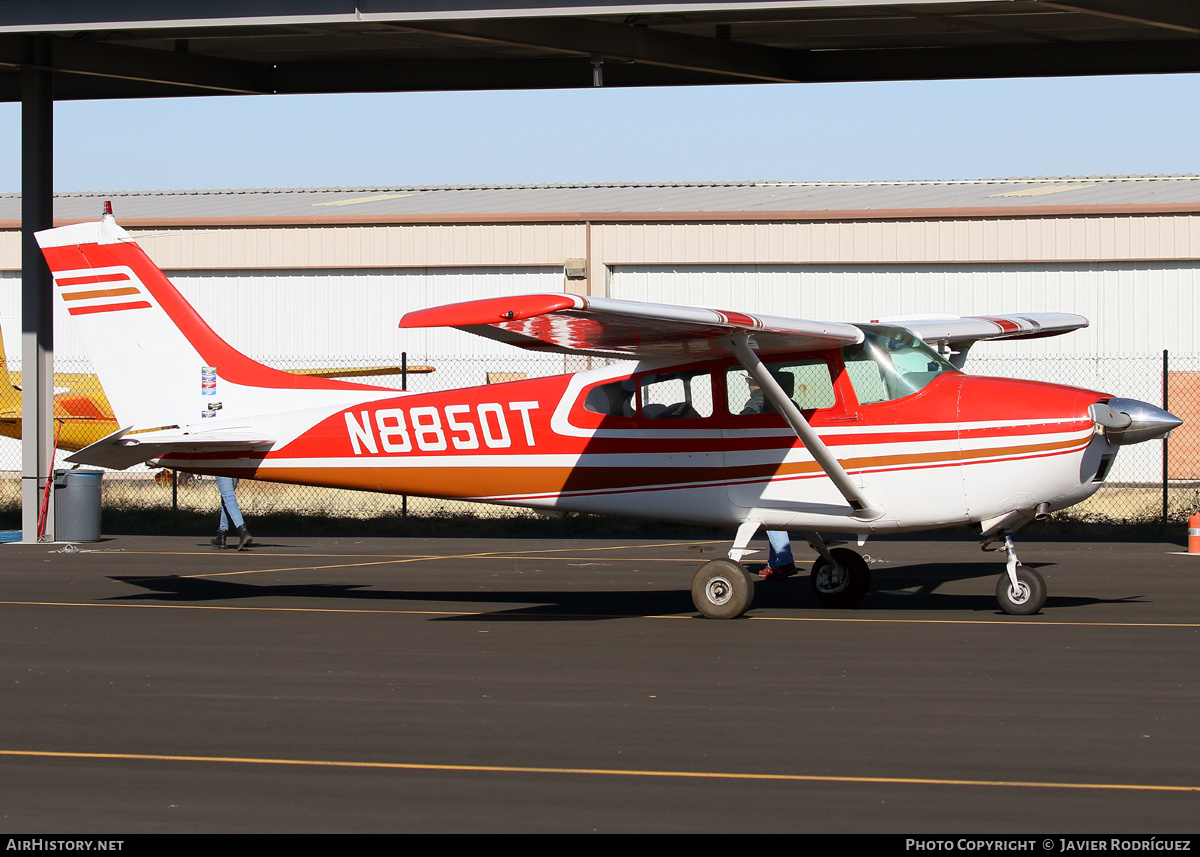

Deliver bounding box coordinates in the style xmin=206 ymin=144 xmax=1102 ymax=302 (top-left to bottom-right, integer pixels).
xmin=36 ymin=213 xmax=387 ymax=430
xmin=0 ymin=322 xmax=19 ymax=417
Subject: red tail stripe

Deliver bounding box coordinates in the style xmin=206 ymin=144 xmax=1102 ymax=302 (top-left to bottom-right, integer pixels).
xmin=55 ymin=273 xmax=131 ymax=287
xmin=68 ymin=301 xmax=152 ymax=316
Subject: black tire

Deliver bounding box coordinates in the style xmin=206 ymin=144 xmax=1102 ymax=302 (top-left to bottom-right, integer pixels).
xmin=691 ymin=559 xmax=754 ymax=619
xmin=996 ymin=566 xmax=1046 ymax=615
xmin=809 ymin=548 xmax=871 ymax=608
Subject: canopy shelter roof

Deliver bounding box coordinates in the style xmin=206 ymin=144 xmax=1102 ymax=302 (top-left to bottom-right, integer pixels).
xmin=2 ymin=1 xmax=1199 ymax=101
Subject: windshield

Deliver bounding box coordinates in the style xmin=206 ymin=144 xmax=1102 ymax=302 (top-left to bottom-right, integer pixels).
xmin=841 ymin=324 xmax=959 ymax=404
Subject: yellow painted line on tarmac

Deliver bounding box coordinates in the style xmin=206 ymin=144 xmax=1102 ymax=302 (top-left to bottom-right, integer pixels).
xmin=197 ymin=557 xmax=451 ymax=578
xmin=1 ymin=748 xmax=1196 ymax=794
xmin=0 ymin=598 xmax=1196 ymax=628
xmin=196 ymin=555 xmax=712 ymax=578
xmin=112 ymin=540 xmax=726 ymax=560
xmin=746 ymin=615 xmax=1200 ymax=628
xmin=102 ymin=542 xmax=728 ymax=579
xmin=0 ymin=600 xmax=481 ymax=617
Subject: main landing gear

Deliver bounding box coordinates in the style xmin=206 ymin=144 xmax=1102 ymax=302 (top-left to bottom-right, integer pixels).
xmin=690 ymin=530 xmax=875 ymax=619
xmin=691 ymin=558 xmax=755 ymax=619
xmin=987 ymin=534 xmax=1047 ymax=615
xmin=690 ymin=520 xmax=761 ymax=619
xmin=804 ymin=533 xmax=871 ymax=609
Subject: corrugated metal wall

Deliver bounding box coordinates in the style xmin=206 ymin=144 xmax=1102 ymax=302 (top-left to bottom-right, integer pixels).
xmin=607 ymin=261 xmax=1200 ymax=357
xmin=587 ymin=215 xmax=1200 ymax=265
xmin=1 ymin=266 xmax=565 ymax=365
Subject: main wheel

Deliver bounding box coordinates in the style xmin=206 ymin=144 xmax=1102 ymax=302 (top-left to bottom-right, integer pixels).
xmin=691 ymin=559 xmax=754 ymax=619
xmin=996 ymin=567 xmax=1046 ymax=615
xmin=810 ymin=548 xmax=871 ymax=608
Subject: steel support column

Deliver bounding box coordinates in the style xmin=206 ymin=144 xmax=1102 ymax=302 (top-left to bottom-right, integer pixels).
xmin=20 ymin=37 xmax=53 ymax=542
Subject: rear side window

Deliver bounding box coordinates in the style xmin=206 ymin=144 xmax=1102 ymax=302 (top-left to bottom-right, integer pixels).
xmin=640 ymin=371 xmax=714 ymax=419
xmin=583 ymin=379 xmax=635 ymax=417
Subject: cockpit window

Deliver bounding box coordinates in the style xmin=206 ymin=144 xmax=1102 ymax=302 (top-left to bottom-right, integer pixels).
xmin=842 ymin=324 xmax=958 ymax=404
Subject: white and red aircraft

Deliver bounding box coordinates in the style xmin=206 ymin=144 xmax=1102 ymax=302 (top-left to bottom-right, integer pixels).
xmin=36 ymin=210 xmax=1180 ymax=618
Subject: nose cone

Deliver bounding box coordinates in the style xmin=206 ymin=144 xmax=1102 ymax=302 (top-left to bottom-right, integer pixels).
xmin=1091 ymin=397 xmax=1183 ymax=445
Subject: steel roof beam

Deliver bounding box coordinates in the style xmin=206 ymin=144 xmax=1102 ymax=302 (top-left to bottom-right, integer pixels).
xmin=276 ymin=38 xmax=1200 ymax=94
xmin=398 ymin=17 xmax=811 ymax=83
xmin=0 ymin=34 xmax=270 ymax=95
xmin=270 ymin=56 xmax=745 ymax=93
xmin=806 ymin=38 xmax=1200 ymax=82
xmin=1035 ymin=0 xmax=1200 ymax=35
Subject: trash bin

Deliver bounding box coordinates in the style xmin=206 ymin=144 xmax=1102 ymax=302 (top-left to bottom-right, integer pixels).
xmin=53 ymin=469 xmax=103 ymax=542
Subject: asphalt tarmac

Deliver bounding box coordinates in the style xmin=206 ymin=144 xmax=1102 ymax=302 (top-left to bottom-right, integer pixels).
xmin=0 ymin=533 xmax=1196 ymax=833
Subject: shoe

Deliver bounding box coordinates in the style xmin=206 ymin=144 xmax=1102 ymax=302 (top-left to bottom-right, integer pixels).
xmin=210 ymin=531 xmax=227 ymax=549
xmin=760 ymin=562 xmax=797 ymax=581
xmin=236 ymin=525 xmax=253 ymax=551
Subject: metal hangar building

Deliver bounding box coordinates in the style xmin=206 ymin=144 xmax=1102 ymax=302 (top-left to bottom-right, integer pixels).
xmin=2 ymin=176 xmax=1197 ymax=373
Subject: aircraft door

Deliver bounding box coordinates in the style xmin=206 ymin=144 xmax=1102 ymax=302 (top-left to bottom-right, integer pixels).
xmin=722 ymin=356 xmax=856 ymax=518
xmin=840 ymin=339 xmax=969 ymax=528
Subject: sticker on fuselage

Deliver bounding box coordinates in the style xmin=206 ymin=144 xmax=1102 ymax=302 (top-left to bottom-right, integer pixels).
xmin=201 ymin=366 xmax=217 ymax=396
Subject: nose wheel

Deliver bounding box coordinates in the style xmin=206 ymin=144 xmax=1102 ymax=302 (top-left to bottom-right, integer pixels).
xmin=692 ymin=558 xmax=755 ymax=619
xmin=996 ymin=567 xmax=1046 ymax=615
xmin=986 ymin=534 xmax=1047 ymax=615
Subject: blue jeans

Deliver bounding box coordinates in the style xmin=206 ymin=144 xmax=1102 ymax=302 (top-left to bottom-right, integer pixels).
xmin=217 ymin=476 xmax=244 ymax=531
xmin=767 ymin=530 xmax=792 ymax=567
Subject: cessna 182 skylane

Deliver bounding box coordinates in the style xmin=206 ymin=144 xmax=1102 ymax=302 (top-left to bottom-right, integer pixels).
xmin=36 ymin=210 xmax=1181 ymax=619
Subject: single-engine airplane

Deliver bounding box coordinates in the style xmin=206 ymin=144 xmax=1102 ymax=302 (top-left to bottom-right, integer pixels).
xmin=36 ymin=210 xmax=1181 ymax=618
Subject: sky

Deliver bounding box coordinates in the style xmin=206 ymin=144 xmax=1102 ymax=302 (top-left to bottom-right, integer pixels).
xmin=1 ymin=72 xmax=1198 ymax=191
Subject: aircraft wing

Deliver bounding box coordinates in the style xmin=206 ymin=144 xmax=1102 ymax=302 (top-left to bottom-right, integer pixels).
xmin=877 ymin=313 xmax=1088 ymax=348
xmin=400 ymin=294 xmax=863 ymax=359
xmin=65 ymin=426 xmax=275 ymax=470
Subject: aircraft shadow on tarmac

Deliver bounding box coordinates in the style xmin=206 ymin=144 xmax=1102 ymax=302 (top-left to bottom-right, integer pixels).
xmin=106 ymin=560 xmax=1146 ymax=620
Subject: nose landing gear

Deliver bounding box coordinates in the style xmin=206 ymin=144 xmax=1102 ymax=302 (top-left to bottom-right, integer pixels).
xmin=986 ymin=534 xmax=1047 ymax=615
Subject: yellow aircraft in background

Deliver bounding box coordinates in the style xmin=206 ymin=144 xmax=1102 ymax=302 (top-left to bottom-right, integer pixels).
xmin=0 ymin=325 xmax=430 ymax=453
xmin=0 ymin=328 xmax=118 ymax=452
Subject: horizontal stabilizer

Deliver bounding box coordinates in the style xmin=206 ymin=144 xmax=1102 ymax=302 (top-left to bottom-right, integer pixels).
xmin=401 ymin=294 xmax=863 ymax=359
xmin=65 ymin=426 xmax=275 ymax=470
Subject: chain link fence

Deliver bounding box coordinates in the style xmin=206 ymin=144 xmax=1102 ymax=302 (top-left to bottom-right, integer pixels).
xmin=969 ymin=352 xmax=1200 ymax=524
xmin=1 ymin=352 xmax=1195 ymax=527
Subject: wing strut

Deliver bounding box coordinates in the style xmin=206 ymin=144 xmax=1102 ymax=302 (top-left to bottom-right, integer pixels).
xmin=728 ymin=334 xmax=884 ymax=522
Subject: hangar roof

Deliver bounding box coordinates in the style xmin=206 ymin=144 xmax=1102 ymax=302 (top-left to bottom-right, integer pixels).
xmin=2 ymin=175 xmax=1199 ymax=224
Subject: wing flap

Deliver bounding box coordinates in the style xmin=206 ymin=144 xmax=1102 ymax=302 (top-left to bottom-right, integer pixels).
xmin=400 ymin=294 xmax=863 ymax=359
